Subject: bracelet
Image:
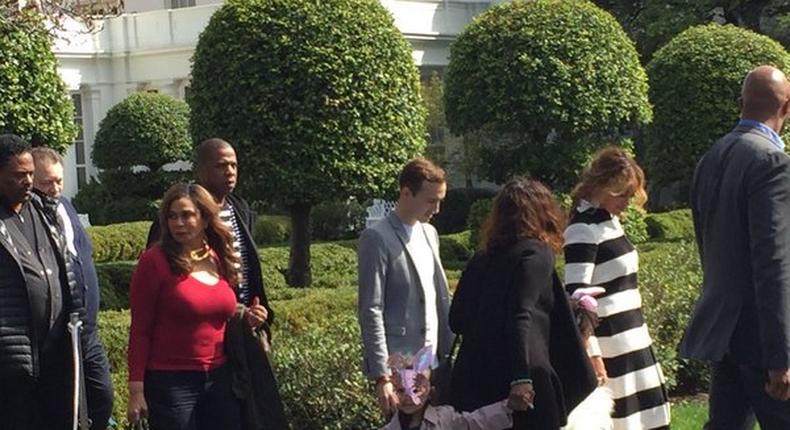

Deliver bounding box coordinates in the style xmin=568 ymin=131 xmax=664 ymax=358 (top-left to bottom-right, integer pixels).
xmin=510 ymin=378 xmax=533 ymax=387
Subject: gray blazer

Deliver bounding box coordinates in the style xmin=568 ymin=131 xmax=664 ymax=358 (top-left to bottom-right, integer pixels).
xmin=680 ymin=125 xmax=790 ymax=369
xmin=357 ymin=212 xmax=453 ymax=378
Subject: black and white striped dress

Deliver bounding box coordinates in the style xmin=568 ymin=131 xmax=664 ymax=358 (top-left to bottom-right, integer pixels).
xmin=564 ymin=202 xmax=670 ymax=430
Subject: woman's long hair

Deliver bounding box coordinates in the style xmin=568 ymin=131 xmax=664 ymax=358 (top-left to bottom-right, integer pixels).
xmin=570 ymin=146 xmax=647 ymax=210
xmin=480 ymin=177 xmax=566 ymax=253
xmin=158 ymin=183 xmax=239 ymax=286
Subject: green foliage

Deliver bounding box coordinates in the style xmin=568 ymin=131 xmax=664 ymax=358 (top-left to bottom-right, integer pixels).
xmin=189 ymin=0 xmax=426 ymax=207
xmin=444 ymin=0 xmax=651 ymax=189
xmin=97 ymin=310 xmax=131 ymax=429
xmin=638 ymin=240 xmax=707 ymax=393
xmin=621 ymin=205 xmax=649 ymax=244
xmin=255 ymin=214 xmax=291 ymax=245
xmin=645 ymin=209 xmax=695 ymax=241
xmin=439 ymin=230 xmax=473 ymax=263
xmin=97 ymin=261 xmax=136 ymax=310
xmin=81 ymin=92 xmax=191 ymax=224
xmin=0 ymin=9 xmax=77 ymax=151
xmin=92 ymin=92 xmax=192 ymax=171
xmin=311 ymin=200 xmax=367 ymax=241
xmin=260 ymin=242 xmax=359 ymax=292
xmin=467 ymin=198 xmax=493 ymax=250
xmin=431 ymin=188 xmax=497 ymax=234
xmin=87 ymin=221 xmax=151 ymax=263
xmin=644 ymin=24 xmax=790 ymax=188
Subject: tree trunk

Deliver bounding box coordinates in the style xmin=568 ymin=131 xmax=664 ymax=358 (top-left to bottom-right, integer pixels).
xmin=287 ymin=203 xmax=312 ymax=288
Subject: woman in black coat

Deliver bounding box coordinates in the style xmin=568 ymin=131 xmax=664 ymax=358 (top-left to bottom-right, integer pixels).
xmin=449 ymin=177 xmax=596 ymax=429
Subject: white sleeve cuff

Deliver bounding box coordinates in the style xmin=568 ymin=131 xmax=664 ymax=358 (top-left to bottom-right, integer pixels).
xmin=586 ymin=336 xmax=602 ymax=357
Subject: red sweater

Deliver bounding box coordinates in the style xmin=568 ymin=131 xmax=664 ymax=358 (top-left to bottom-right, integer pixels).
xmin=128 ymin=246 xmax=237 ymax=381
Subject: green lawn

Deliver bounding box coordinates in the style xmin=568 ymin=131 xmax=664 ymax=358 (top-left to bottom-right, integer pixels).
xmin=672 ymin=400 xmax=761 ymax=429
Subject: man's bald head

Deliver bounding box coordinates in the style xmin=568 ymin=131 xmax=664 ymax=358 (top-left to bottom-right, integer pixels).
xmin=741 ymin=65 xmax=790 ymax=127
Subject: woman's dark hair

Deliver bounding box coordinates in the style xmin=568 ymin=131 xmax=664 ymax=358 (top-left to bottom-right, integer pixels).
xmin=571 ymin=146 xmax=647 ymax=210
xmin=480 ymin=176 xmax=566 ymax=253
xmin=158 ymin=183 xmax=239 ymax=285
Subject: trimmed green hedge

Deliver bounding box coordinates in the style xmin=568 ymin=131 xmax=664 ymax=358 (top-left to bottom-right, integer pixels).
xmin=97 ymin=261 xmax=136 ymax=310
xmin=255 ymin=215 xmax=291 ymax=245
xmin=87 ymin=221 xmax=151 ymax=263
xmin=645 ymin=209 xmax=694 ymax=241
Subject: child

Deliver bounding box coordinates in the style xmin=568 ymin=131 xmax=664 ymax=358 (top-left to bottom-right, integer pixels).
xmin=380 ymin=346 xmax=531 ymax=430
xmin=562 ymin=287 xmax=614 ymax=430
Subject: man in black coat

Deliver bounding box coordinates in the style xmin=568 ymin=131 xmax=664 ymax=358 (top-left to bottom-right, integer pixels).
xmin=32 ymin=147 xmax=114 ymax=430
xmin=146 ymin=138 xmax=286 ymax=429
xmin=0 ymin=134 xmax=86 ymax=429
xmin=681 ymin=65 xmax=790 ymax=429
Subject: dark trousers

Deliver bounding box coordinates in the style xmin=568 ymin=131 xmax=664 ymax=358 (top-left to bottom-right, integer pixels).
xmin=83 ymin=330 xmax=114 ymax=430
xmin=0 ymin=353 xmax=72 ymax=430
xmin=144 ymin=365 xmax=241 ymax=430
xmin=705 ymin=356 xmax=790 ymax=430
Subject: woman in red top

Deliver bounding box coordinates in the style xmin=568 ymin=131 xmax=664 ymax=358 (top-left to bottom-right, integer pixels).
xmin=126 ymin=183 xmax=267 ymax=430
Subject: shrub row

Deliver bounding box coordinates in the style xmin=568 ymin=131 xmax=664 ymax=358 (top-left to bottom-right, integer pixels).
xmin=645 ymin=209 xmax=694 ymax=241
xmin=87 ymin=221 xmax=151 ymax=263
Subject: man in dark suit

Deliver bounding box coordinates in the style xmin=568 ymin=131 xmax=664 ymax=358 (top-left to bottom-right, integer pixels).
xmin=31 ymin=147 xmax=114 ymax=430
xmin=681 ymin=65 xmax=790 ymax=429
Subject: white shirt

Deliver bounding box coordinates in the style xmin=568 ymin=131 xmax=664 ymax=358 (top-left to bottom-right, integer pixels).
xmin=402 ymin=222 xmax=439 ymax=356
xmin=56 ymin=202 xmax=77 ymax=257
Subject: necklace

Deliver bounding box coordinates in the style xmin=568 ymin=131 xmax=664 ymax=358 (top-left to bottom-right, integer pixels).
xmin=189 ymin=241 xmax=211 ymax=261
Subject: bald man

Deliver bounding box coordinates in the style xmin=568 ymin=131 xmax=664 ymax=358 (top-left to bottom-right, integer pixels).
xmin=681 ymin=65 xmax=790 ymax=429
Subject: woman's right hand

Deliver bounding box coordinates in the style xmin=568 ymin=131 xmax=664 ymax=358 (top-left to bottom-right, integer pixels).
xmin=127 ymin=381 xmax=148 ymax=424
xmin=590 ymin=356 xmax=608 ymax=385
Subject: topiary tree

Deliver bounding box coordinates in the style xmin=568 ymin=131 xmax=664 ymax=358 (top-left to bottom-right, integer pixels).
xmin=0 ymin=8 xmax=76 ymax=151
xmin=77 ymin=92 xmax=192 ymax=224
xmin=644 ymin=24 xmax=790 ymax=190
xmin=189 ymin=0 xmax=426 ymax=287
xmin=444 ymin=0 xmax=651 ymax=190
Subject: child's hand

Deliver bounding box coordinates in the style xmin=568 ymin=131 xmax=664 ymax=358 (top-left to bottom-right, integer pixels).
xmin=590 ymin=356 xmax=608 ymax=385
xmin=507 ymin=382 xmax=535 ymax=411
xmin=375 ymin=377 xmax=400 ymax=417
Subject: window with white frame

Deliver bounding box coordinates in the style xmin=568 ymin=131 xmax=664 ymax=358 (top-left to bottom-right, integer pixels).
xmin=170 ymin=0 xmax=195 ymax=9
xmin=71 ymin=93 xmax=87 ymax=189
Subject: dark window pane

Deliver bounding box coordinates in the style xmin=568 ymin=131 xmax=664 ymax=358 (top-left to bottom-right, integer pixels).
xmin=75 ymin=141 xmax=85 ymax=164
xmin=76 ymin=167 xmax=87 ymax=189
xmin=71 ymin=94 xmax=82 ymax=116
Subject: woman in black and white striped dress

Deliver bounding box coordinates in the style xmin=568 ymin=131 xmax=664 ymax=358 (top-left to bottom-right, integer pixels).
xmin=563 ymin=147 xmax=670 ymax=429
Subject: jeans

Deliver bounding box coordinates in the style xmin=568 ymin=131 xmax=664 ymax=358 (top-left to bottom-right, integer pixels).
xmin=83 ymin=330 xmax=114 ymax=430
xmin=144 ymin=364 xmax=241 ymax=430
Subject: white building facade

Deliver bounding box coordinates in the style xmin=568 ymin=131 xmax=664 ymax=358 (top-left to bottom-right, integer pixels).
xmin=54 ymin=0 xmax=499 ymax=198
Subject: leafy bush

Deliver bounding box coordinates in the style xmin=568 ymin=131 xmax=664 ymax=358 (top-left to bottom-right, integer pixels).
xmin=260 ymin=242 xmax=359 ymax=293
xmin=638 ymin=240 xmax=706 ymax=393
xmin=87 ymin=221 xmax=151 ymax=263
xmin=431 ymin=188 xmax=497 ymax=234
xmin=439 ymin=230 xmax=473 ymax=263
xmin=444 ymin=0 xmax=651 ymax=188
xmin=189 ymin=0 xmax=427 ymax=286
xmin=0 ymin=9 xmax=76 ymax=151
xmin=92 ymin=92 xmax=192 ymax=171
xmin=311 ymin=200 xmax=367 ymax=241
xmin=645 ymin=209 xmax=694 ymax=241
xmin=97 ymin=261 xmax=136 ymax=310
xmin=255 ymin=215 xmax=291 ymax=245
xmin=644 ymin=24 xmax=790 ymax=188
xmin=467 ymin=198 xmax=493 ymax=250
xmin=97 ymin=310 xmax=131 ymax=429
xmin=82 ymin=92 xmax=191 ymax=224
xmin=621 ymin=205 xmax=649 ymax=244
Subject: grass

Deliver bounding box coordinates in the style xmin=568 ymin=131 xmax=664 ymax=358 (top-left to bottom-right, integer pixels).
xmin=671 ymin=399 xmax=761 ymax=429
xmin=672 ymin=400 xmax=709 ymax=430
